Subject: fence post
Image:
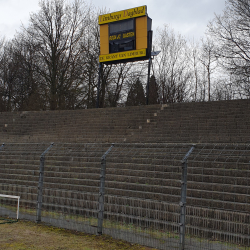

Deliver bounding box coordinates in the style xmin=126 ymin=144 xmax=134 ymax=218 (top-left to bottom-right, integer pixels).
xmin=97 ymin=143 xmax=114 ymax=235
xmin=179 ymin=145 xmax=195 ymax=250
xmin=36 ymin=143 xmax=54 ymax=223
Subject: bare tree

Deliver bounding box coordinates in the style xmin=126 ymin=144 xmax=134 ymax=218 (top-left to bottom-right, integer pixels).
xmin=21 ymin=0 xmax=92 ymax=110
xmin=81 ymin=10 xmax=100 ymax=109
xmin=0 ymin=38 xmax=6 ymax=111
xmin=154 ymin=25 xmax=191 ymax=103
xmin=199 ymin=37 xmax=218 ymax=101
xmin=189 ymin=40 xmax=201 ymax=102
xmin=0 ymin=41 xmax=19 ymax=111
xmin=208 ymin=0 xmax=250 ymax=98
xmin=105 ymin=63 xmax=135 ymax=107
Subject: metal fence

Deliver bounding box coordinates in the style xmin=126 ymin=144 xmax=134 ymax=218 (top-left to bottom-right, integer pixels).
xmin=0 ymin=142 xmax=249 ymax=250
xmin=184 ymin=144 xmax=250 ymax=250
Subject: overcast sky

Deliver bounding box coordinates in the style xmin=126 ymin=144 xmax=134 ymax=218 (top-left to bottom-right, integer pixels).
xmin=0 ymin=0 xmax=226 ymax=41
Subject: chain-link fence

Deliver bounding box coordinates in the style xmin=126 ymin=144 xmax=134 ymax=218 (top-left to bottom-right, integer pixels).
xmin=0 ymin=142 xmax=249 ymax=250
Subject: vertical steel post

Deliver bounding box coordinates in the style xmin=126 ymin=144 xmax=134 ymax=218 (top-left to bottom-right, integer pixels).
xmin=36 ymin=143 xmax=54 ymax=223
xmin=96 ymin=63 xmax=103 ymax=108
xmin=179 ymin=160 xmax=188 ymax=250
xmin=36 ymin=155 xmax=45 ymax=223
xmin=179 ymin=145 xmax=195 ymax=250
xmin=97 ymin=144 xmax=114 ymax=235
xmin=97 ymin=157 xmax=106 ymax=235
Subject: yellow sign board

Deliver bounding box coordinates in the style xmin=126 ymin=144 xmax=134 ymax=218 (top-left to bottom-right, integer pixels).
xmin=99 ymin=6 xmax=147 ymax=25
xmin=99 ymin=49 xmax=146 ymax=63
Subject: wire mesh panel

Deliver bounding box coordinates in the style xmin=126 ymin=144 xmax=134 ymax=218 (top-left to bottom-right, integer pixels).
xmin=0 ymin=143 xmax=111 ymax=233
xmin=0 ymin=143 xmax=50 ymax=221
xmin=102 ymin=143 xmax=194 ymax=249
xmin=38 ymin=143 xmax=110 ymax=233
xmin=1 ymin=142 xmax=249 ymax=250
xmin=184 ymin=144 xmax=250 ymax=250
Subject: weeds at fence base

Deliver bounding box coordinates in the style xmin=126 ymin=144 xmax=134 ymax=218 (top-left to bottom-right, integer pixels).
xmin=102 ymin=219 xmax=179 ymax=241
xmin=0 ymin=219 xmax=155 ymax=250
xmin=0 ymin=217 xmax=18 ymax=224
xmin=2 ymin=205 xmax=250 ymax=249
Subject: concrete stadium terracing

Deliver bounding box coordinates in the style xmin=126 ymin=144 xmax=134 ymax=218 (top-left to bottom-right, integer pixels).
xmin=0 ymin=99 xmax=250 ymax=249
xmin=0 ymin=99 xmax=249 ymax=144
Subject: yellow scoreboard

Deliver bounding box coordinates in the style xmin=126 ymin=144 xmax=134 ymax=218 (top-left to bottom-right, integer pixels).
xmin=99 ymin=6 xmax=152 ymax=64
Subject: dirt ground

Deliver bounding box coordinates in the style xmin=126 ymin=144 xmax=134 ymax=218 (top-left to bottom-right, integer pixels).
xmin=0 ymin=220 xmax=155 ymax=250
